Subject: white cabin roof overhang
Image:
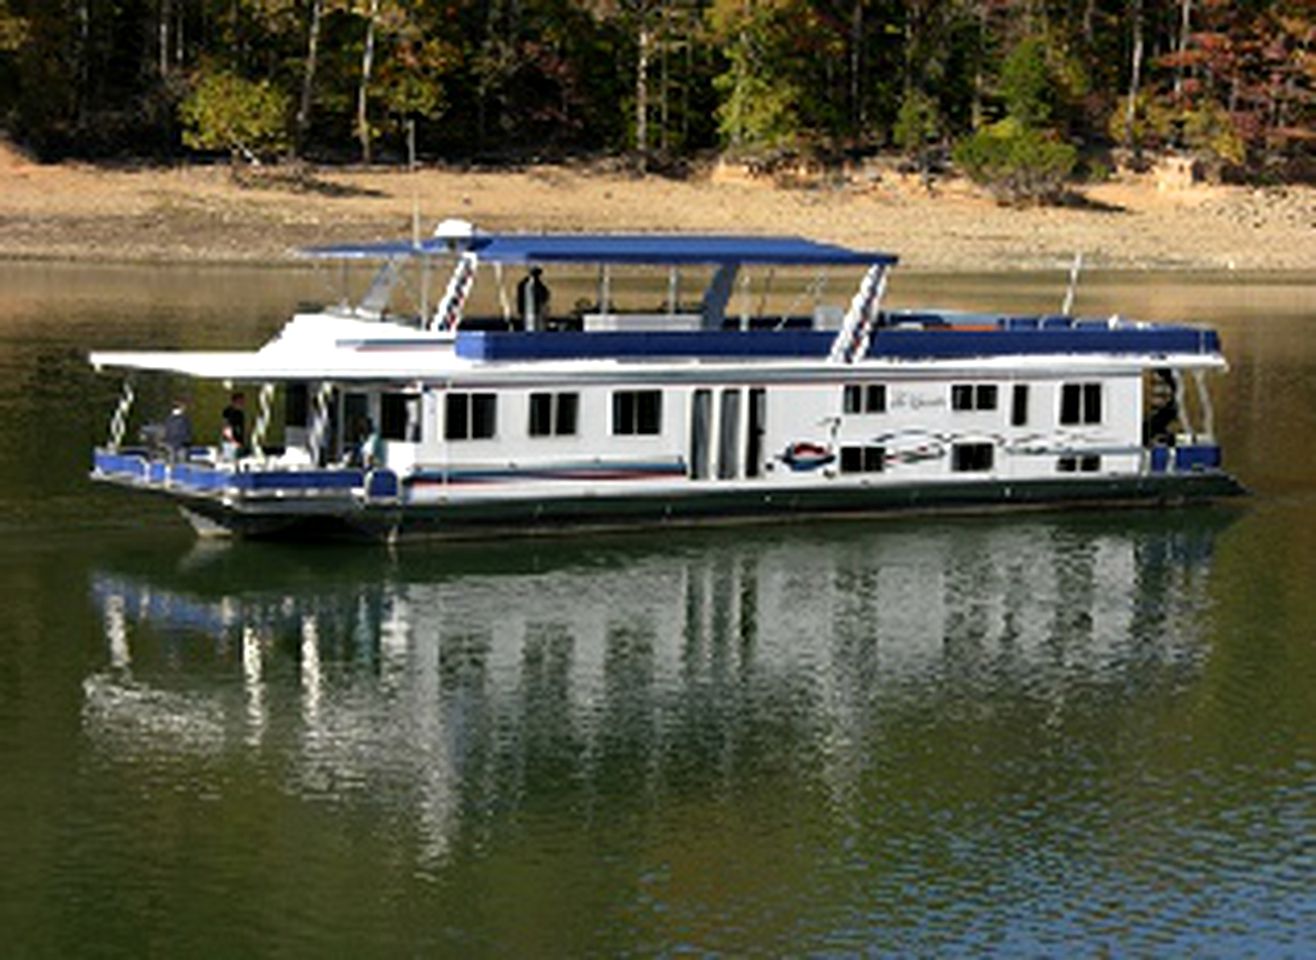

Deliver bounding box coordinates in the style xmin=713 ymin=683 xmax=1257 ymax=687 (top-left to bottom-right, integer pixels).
xmin=88 ymin=347 xmax=1225 ymax=384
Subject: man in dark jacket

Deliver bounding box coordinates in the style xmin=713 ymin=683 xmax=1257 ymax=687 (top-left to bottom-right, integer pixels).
xmin=221 ymin=391 xmax=246 ymax=455
xmin=164 ymin=400 xmax=192 ymax=461
xmin=515 ymin=266 xmax=550 ymax=330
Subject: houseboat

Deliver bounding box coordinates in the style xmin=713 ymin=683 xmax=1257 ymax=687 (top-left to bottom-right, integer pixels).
xmin=88 ymin=220 xmax=1244 ymax=540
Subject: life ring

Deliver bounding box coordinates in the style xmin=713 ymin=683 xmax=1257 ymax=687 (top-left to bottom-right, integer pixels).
xmin=781 ymin=441 xmax=835 ymax=472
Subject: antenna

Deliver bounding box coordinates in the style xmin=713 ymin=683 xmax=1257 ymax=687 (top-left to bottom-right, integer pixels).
xmin=1061 ymin=251 xmax=1083 ymax=316
xmin=408 ymin=118 xmax=420 ymax=249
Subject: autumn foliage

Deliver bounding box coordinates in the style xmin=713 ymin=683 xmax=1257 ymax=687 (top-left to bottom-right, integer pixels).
xmin=0 ymin=0 xmax=1309 ymax=187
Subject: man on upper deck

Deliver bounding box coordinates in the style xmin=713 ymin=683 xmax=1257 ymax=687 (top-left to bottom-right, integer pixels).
xmin=516 ymin=266 xmax=550 ymax=330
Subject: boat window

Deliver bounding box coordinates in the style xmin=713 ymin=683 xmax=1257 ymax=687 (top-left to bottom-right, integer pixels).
xmin=343 ymin=392 xmax=369 ymax=453
xmin=1011 ymin=384 xmax=1029 ymax=426
xmin=613 ymin=390 xmax=662 ymax=436
xmin=1060 ymin=383 xmax=1102 ymax=425
xmin=745 ymin=388 xmax=766 ymax=478
xmin=529 ymin=392 xmax=579 ymax=437
xmin=717 ymin=389 xmax=741 ymax=479
xmin=689 ymin=389 xmax=712 ymax=479
xmin=951 ymin=442 xmax=994 ymax=472
xmin=528 ymin=393 xmax=550 ymax=436
xmin=951 ymin=383 xmax=998 ymax=411
xmin=843 ymin=384 xmax=887 ymax=414
xmin=381 ymin=392 xmax=419 ymax=441
xmin=446 ymin=392 xmax=497 ymax=440
xmin=555 ymin=393 xmax=579 ymax=436
xmin=1057 ymin=454 xmax=1102 ymax=473
xmin=285 ymin=383 xmax=309 ymax=428
xmin=840 ymin=445 xmax=886 ymax=474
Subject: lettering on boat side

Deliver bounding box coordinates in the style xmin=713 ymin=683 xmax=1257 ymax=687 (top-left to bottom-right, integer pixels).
xmin=889 ymin=389 xmax=947 ymax=411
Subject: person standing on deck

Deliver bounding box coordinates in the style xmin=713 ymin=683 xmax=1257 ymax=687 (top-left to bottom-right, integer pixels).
xmin=221 ymin=391 xmax=246 ymax=459
xmin=516 ymin=266 xmax=550 ymax=330
xmin=163 ymin=400 xmax=192 ymax=462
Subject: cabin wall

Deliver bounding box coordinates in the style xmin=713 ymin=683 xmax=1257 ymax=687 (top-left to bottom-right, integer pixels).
xmin=374 ymin=371 xmax=1144 ymax=491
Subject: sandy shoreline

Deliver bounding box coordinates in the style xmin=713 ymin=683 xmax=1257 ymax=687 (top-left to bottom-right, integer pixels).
xmin=1 ymin=144 xmax=1313 ymax=273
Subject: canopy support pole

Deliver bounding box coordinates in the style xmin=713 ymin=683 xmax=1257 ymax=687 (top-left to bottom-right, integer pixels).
xmin=828 ymin=264 xmax=889 ymax=364
xmin=1174 ymin=369 xmax=1193 ymax=437
xmin=700 ymin=264 xmax=738 ymax=330
xmin=598 ymin=266 xmax=612 ymax=317
xmin=494 ymin=262 xmax=512 ymax=324
xmin=1193 ymin=369 xmax=1214 ymax=441
xmin=1061 ymin=251 xmax=1084 ymax=316
xmin=432 ymin=252 xmax=479 ymax=331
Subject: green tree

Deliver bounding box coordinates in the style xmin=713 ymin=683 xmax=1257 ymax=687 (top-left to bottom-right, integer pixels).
xmin=707 ymin=0 xmax=823 ymax=151
xmin=893 ymin=87 xmax=944 ymax=186
xmin=953 ymin=116 xmax=1077 ymax=202
xmin=893 ymin=88 xmax=943 ymax=155
xmin=179 ymin=65 xmax=291 ymax=164
xmin=998 ymin=34 xmax=1053 ymax=128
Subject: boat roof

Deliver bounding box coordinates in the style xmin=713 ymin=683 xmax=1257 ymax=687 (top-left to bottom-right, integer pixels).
xmin=89 ymin=313 xmax=1227 ymax=380
xmin=302 ymin=232 xmax=898 ymax=267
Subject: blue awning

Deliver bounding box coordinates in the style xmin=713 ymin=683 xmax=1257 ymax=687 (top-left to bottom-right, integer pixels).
xmin=303 ymin=233 xmax=897 ymax=267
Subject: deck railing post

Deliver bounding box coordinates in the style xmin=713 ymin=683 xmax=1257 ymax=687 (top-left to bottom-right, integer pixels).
xmin=107 ymin=379 xmax=135 ymax=452
xmin=308 ymin=381 xmax=334 ymax=465
xmin=250 ymin=382 xmax=276 ymax=461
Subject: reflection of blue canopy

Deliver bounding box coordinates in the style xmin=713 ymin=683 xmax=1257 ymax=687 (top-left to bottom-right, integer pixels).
xmin=303 ymin=233 xmax=897 ymax=267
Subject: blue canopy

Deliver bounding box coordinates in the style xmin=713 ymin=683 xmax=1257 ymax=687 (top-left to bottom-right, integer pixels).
xmin=303 ymin=232 xmax=896 ymax=267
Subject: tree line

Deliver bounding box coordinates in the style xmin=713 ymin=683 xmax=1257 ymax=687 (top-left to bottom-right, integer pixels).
xmin=1 ymin=0 xmax=1311 ymax=192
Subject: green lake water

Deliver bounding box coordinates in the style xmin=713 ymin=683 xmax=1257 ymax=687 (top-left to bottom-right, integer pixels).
xmin=0 ymin=262 xmax=1312 ymax=955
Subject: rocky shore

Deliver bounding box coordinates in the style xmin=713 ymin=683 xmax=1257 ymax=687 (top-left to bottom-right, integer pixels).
xmin=1 ymin=143 xmax=1312 ymax=272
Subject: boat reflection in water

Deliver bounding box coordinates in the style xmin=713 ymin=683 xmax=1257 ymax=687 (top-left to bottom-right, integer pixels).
xmin=85 ymin=512 xmax=1231 ymax=864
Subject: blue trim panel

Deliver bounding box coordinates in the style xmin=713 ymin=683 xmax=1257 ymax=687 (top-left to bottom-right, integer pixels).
xmin=366 ymin=469 xmax=400 ymax=499
xmin=455 ymin=323 xmax=1220 ymax=361
xmin=871 ymin=326 xmax=1219 ymax=359
xmin=456 ymin=330 xmax=835 ymax=361
xmin=93 ymin=450 xmax=364 ymax=495
xmin=1174 ymin=444 xmax=1223 ymax=471
xmin=227 ymin=469 xmax=364 ymax=492
xmin=1149 ymin=444 xmax=1222 ymax=474
xmin=94 ymin=449 xmax=149 ymax=480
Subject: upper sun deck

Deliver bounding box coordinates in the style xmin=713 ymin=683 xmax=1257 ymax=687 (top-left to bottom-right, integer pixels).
xmin=452 ymin=312 xmax=1223 ymax=363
